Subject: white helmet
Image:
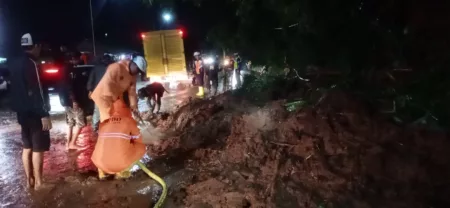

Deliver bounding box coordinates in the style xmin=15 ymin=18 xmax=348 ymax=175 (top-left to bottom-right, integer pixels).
xmin=21 ymin=33 xmax=34 ymax=46
xmin=193 ymin=51 xmax=200 ymax=56
xmin=132 ymin=56 xmax=147 ymax=73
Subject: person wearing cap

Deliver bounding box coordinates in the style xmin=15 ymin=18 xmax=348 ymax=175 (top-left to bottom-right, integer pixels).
xmin=90 ymin=56 xmax=147 ymax=124
xmin=9 ymin=33 xmax=52 ymax=190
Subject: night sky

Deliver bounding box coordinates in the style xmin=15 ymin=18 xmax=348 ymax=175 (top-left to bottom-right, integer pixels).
xmin=0 ymin=0 xmax=233 ymax=56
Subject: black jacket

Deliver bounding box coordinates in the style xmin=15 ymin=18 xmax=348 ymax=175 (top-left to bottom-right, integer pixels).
xmin=208 ymin=61 xmax=220 ymax=78
xmin=57 ymin=64 xmax=75 ymax=107
xmin=8 ymin=53 xmax=50 ymax=118
xmin=87 ymin=64 xmax=108 ymax=92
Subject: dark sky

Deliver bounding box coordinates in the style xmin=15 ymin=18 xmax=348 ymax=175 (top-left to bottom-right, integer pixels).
xmin=0 ymin=0 xmax=234 ymax=56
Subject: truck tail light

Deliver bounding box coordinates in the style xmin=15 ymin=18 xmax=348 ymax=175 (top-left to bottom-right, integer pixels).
xmin=45 ymin=68 xmax=59 ymax=74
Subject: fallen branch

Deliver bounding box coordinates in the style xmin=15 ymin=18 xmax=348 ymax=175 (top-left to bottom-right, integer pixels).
xmin=269 ymin=141 xmax=296 ymax=147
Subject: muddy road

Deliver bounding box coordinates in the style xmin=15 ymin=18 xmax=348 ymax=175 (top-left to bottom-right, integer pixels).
xmin=2 ymin=74 xmax=450 ymax=208
xmin=0 ymin=82 xmax=199 ymax=208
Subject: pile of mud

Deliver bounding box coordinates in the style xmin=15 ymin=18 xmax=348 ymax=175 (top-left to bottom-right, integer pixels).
xmin=148 ymin=91 xmax=450 ymax=208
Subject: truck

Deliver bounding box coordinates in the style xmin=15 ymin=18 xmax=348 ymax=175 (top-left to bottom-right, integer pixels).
xmin=141 ymin=29 xmax=188 ymax=83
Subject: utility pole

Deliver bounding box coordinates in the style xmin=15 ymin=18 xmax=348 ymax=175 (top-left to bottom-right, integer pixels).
xmin=90 ymin=0 xmax=97 ymax=56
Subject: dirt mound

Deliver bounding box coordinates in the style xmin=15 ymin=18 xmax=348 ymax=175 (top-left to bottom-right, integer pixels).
xmin=147 ymin=93 xmax=239 ymax=157
xmin=149 ymin=91 xmax=450 ymax=208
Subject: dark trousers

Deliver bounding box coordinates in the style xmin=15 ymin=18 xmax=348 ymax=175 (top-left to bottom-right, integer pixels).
xmin=195 ymin=70 xmax=204 ymax=86
xmin=209 ymin=71 xmax=219 ymax=94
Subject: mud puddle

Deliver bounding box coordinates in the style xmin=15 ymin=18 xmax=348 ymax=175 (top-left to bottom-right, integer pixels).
xmin=34 ymin=142 xmax=195 ymax=208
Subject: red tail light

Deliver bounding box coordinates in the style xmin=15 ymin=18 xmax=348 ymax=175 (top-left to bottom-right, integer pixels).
xmin=44 ymin=68 xmax=59 ymax=74
xmin=141 ymin=33 xmax=146 ymax=39
xmin=179 ymin=30 xmax=183 ymax=36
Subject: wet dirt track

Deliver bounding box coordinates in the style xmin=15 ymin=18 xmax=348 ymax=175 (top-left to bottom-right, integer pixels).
xmin=0 ymin=82 xmax=199 ymax=208
xmin=4 ymin=77 xmax=450 ymax=207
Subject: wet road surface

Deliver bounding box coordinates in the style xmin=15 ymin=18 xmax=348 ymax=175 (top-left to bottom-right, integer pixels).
xmin=0 ymin=75 xmax=243 ymax=207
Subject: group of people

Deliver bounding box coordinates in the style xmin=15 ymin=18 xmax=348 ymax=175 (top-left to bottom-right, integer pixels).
xmin=10 ymin=33 xmax=247 ymax=190
xmin=9 ymin=33 xmax=168 ymax=190
xmin=192 ymin=52 xmax=243 ymax=97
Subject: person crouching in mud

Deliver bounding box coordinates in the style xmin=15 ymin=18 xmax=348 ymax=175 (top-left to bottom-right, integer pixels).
xmin=90 ymin=56 xmax=147 ymax=179
xmin=138 ymin=82 xmax=169 ymax=114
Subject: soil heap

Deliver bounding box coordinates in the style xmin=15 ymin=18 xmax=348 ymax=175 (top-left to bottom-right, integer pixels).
xmin=146 ymin=91 xmax=450 ymax=208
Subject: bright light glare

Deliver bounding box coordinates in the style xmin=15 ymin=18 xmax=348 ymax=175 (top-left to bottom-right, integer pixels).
xmin=45 ymin=69 xmax=59 ymax=74
xmin=0 ymin=81 xmax=7 ymax=90
xmin=0 ymin=57 xmax=6 ymax=64
xmin=41 ymin=61 xmax=46 ymax=64
xmin=120 ymin=54 xmax=126 ymax=60
xmin=49 ymin=93 xmax=65 ymax=113
xmin=162 ymin=13 xmax=172 ymax=22
xmin=223 ymin=59 xmax=230 ymax=66
xmin=204 ymin=57 xmax=214 ymax=64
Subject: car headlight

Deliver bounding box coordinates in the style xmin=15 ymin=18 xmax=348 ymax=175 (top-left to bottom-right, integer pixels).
xmin=223 ymin=59 xmax=230 ymax=66
xmin=204 ymin=57 xmax=214 ymax=64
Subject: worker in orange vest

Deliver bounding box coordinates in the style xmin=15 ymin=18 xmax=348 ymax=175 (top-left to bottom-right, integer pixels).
xmin=90 ymin=56 xmax=147 ymax=179
xmin=193 ymin=52 xmax=204 ymax=96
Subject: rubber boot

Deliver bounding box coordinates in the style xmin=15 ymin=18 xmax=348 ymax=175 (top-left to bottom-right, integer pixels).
xmin=98 ymin=168 xmax=107 ymax=180
xmin=196 ymin=86 xmax=204 ymax=97
xmin=114 ymin=169 xmax=131 ymax=180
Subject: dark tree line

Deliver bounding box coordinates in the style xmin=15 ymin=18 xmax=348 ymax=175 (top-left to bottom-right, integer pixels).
xmin=152 ymin=0 xmax=450 ymax=126
xmin=151 ymin=0 xmax=450 ymax=71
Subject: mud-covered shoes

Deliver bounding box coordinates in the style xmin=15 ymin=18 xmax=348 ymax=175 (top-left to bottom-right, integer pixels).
xmin=98 ymin=169 xmax=107 ymax=181
xmin=114 ymin=170 xmax=132 ymax=180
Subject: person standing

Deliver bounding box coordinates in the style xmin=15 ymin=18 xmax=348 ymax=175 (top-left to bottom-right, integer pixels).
xmin=9 ymin=33 xmax=52 ymax=190
xmin=222 ymin=56 xmax=233 ymax=91
xmin=234 ymin=53 xmax=242 ymax=88
xmin=87 ymin=54 xmax=113 ymax=132
xmin=63 ymin=93 xmax=85 ymax=150
xmin=56 ymin=47 xmax=87 ymax=150
xmin=193 ymin=52 xmax=204 ymax=96
xmin=208 ymin=55 xmax=220 ymax=95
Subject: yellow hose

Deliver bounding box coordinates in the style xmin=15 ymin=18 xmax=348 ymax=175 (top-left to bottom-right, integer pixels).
xmin=136 ymin=161 xmax=168 ymax=208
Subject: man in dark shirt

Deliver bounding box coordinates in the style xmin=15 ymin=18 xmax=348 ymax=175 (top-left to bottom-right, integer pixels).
xmin=87 ymin=54 xmax=113 ymax=132
xmin=9 ymin=33 xmax=52 ymax=190
xmin=208 ymin=55 xmax=220 ymax=95
xmin=138 ymin=82 xmax=169 ymax=114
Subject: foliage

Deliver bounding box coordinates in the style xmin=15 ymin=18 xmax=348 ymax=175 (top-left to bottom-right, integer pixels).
xmin=149 ymin=0 xmax=450 ymax=128
xmin=235 ymin=70 xmax=310 ymax=105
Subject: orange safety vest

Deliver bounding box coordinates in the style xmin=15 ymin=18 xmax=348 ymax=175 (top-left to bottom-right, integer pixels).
xmin=91 ymin=60 xmax=138 ymax=122
xmin=91 ymin=99 xmax=146 ymax=174
xmin=195 ymin=60 xmax=202 ymax=74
